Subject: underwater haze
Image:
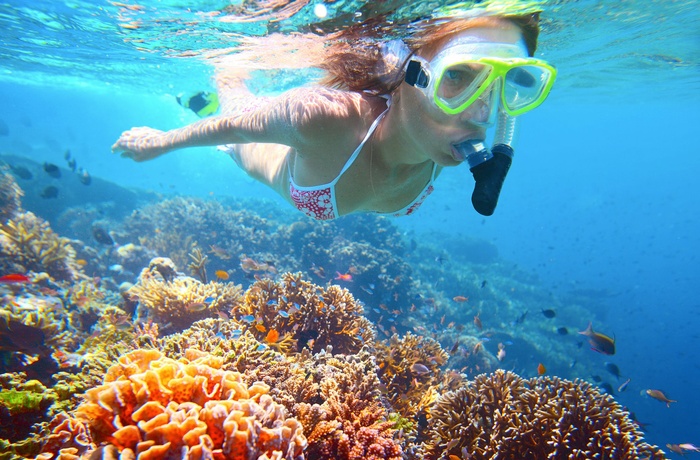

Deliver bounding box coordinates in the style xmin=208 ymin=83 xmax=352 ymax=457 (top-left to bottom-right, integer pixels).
xmin=1 ymin=0 xmax=699 ymax=457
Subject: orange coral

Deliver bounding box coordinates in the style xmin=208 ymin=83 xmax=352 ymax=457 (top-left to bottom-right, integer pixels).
xmin=42 ymin=349 xmax=306 ymax=459
xmin=421 ymin=370 xmax=666 ymax=460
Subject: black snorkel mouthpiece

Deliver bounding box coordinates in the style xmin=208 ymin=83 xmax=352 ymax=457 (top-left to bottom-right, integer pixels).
xmin=453 ymin=139 xmax=514 ymax=216
xmin=469 ymin=144 xmax=513 ymax=216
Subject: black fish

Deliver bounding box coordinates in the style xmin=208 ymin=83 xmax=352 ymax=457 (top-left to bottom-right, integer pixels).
xmin=591 ymin=374 xmax=602 ymax=383
xmin=43 ymin=162 xmax=61 ymax=178
xmin=599 ymin=382 xmax=615 ymax=395
xmin=541 ymin=309 xmax=556 ymax=318
xmin=67 ymin=158 xmax=77 ymax=172
xmin=40 ymin=185 xmax=59 ymax=199
xmin=92 ymin=226 xmax=115 ymax=245
xmin=556 ymin=327 xmax=569 ymax=335
xmin=513 ymin=310 xmax=528 ymax=325
xmin=481 ymin=280 xmax=488 ymax=288
xmin=604 ymin=362 xmax=621 ymax=380
xmin=10 ymin=165 xmax=32 ymax=180
xmin=78 ymin=169 xmax=91 ymax=185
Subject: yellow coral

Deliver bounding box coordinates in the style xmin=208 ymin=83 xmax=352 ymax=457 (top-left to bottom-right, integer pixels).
xmin=0 ymin=211 xmax=81 ymax=281
xmin=128 ymin=258 xmax=242 ymax=332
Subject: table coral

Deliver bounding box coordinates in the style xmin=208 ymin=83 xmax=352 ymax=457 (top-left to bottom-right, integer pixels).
xmin=127 ymin=257 xmax=243 ymax=332
xmin=420 ymin=369 xmax=666 ymax=460
xmin=39 ymin=349 xmax=307 ymax=460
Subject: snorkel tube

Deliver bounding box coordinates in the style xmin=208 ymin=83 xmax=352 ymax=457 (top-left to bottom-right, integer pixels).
xmin=455 ymin=110 xmax=517 ymax=216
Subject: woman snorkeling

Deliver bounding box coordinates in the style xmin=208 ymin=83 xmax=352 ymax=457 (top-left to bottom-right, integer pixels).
xmin=112 ymin=13 xmax=556 ymax=219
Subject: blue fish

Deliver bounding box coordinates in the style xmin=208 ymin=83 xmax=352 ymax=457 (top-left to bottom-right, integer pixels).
xmin=231 ymin=329 xmax=242 ymax=338
xmin=278 ymin=310 xmax=290 ymax=318
xmin=204 ymin=296 xmax=215 ymax=303
xmin=267 ymin=299 xmax=278 ymax=306
xmin=240 ymin=315 xmax=255 ymax=323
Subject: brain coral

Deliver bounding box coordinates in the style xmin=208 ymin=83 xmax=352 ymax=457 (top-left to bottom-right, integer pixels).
xmin=420 ymin=369 xmax=666 ymax=460
xmin=41 ymin=348 xmax=307 ymax=460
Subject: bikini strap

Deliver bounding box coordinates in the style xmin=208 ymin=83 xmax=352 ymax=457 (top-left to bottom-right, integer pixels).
xmin=331 ymin=95 xmax=392 ymax=185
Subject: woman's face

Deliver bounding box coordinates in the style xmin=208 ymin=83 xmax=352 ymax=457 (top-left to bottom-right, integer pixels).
xmin=398 ymin=23 xmax=524 ymax=166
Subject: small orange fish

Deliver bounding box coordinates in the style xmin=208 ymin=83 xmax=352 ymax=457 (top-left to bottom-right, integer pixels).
xmin=448 ymin=455 xmax=461 ymax=460
xmin=453 ymin=295 xmax=469 ymax=302
xmin=265 ymin=329 xmax=279 ymax=343
xmin=215 ymin=270 xmax=229 ymax=280
xmin=646 ymin=389 xmax=676 ymax=407
xmin=334 ymin=272 xmax=353 ymax=282
xmin=255 ymin=323 xmax=267 ymax=333
xmin=537 ymin=363 xmax=546 ymax=375
xmin=75 ymin=259 xmax=88 ymax=266
xmin=473 ymin=313 xmax=483 ymax=331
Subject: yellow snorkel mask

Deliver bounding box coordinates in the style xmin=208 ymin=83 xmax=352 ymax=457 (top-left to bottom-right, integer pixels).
xmin=405 ymin=38 xmax=556 ymax=118
xmin=402 ymin=37 xmax=557 ymax=216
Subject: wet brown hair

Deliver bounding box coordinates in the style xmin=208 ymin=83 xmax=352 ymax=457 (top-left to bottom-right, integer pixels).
xmin=320 ymin=13 xmax=540 ymax=95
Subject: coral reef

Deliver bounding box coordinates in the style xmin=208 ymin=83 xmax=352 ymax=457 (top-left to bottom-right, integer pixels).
xmin=121 ymin=197 xmax=282 ymax=280
xmin=420 ymin=370 xmax=666 ymax=460
xmin=126 ymin=257 xmax=243 ymax=332
xmin=240 ymin=272 xmax=375 ymax=355
xmin=375 ymin=332 xmax=449 ymax=420
xmin=293 ymin=349 xmax=402 ymax=460
xmin=0 ymin=211 xmax=82 ymax=282
xmin=40 ymin=348 xmax=307 ymax=460
xmin=0 ymin=165 xmax=22 ymax=224
xmin=0 ymin=374 xmax=57 ymax=459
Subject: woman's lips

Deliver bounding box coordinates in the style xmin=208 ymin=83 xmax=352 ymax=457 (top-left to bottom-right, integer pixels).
xmin=451 ymin=139 xmax=487 ymax=162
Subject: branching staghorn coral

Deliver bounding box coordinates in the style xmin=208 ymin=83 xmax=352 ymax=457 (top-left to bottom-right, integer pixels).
xmin=294 ymin=348 xmax=402 ymax=460
xmin=0 ymin=211 xmax=82 ymax=281
xmin=420 ymin=370 xmax=667 ymax=460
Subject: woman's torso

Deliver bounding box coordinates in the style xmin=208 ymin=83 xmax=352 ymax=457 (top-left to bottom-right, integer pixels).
xmin=271 ymin=95 xmax=441 ymax=218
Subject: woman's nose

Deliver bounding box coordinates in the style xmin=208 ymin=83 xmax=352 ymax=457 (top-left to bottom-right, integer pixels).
xmin=460 ymin=87 xmax=496 ymax=126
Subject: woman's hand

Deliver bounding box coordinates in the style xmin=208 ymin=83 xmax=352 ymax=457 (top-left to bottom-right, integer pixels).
xmin=111 ymin=127 xmax=170 ymax=162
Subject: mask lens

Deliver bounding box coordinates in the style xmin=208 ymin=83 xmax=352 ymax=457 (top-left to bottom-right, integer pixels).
xmin=503 ymin=64 xmax=553 ymax=112
xmin=436 ymin=62 xmax=491 ymax=108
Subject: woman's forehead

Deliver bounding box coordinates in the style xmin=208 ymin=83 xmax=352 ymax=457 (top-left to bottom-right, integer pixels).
xmin=422 ymin=24 xmax=523 ymax=58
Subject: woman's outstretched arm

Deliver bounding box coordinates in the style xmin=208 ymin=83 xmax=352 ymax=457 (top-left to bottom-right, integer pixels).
xmin=111 ymin=87 xmax=365 ymax=162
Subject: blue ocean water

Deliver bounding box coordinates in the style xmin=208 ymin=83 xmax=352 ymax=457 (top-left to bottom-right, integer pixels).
xmin=1 ymin=0 xmax=699 ymax=454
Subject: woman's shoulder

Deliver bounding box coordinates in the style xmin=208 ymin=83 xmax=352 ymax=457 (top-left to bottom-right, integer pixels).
xmin=282 ymin=86 xmax=382 ymax=151
xmin=282 ymin=86 xmax=378 ymax=120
